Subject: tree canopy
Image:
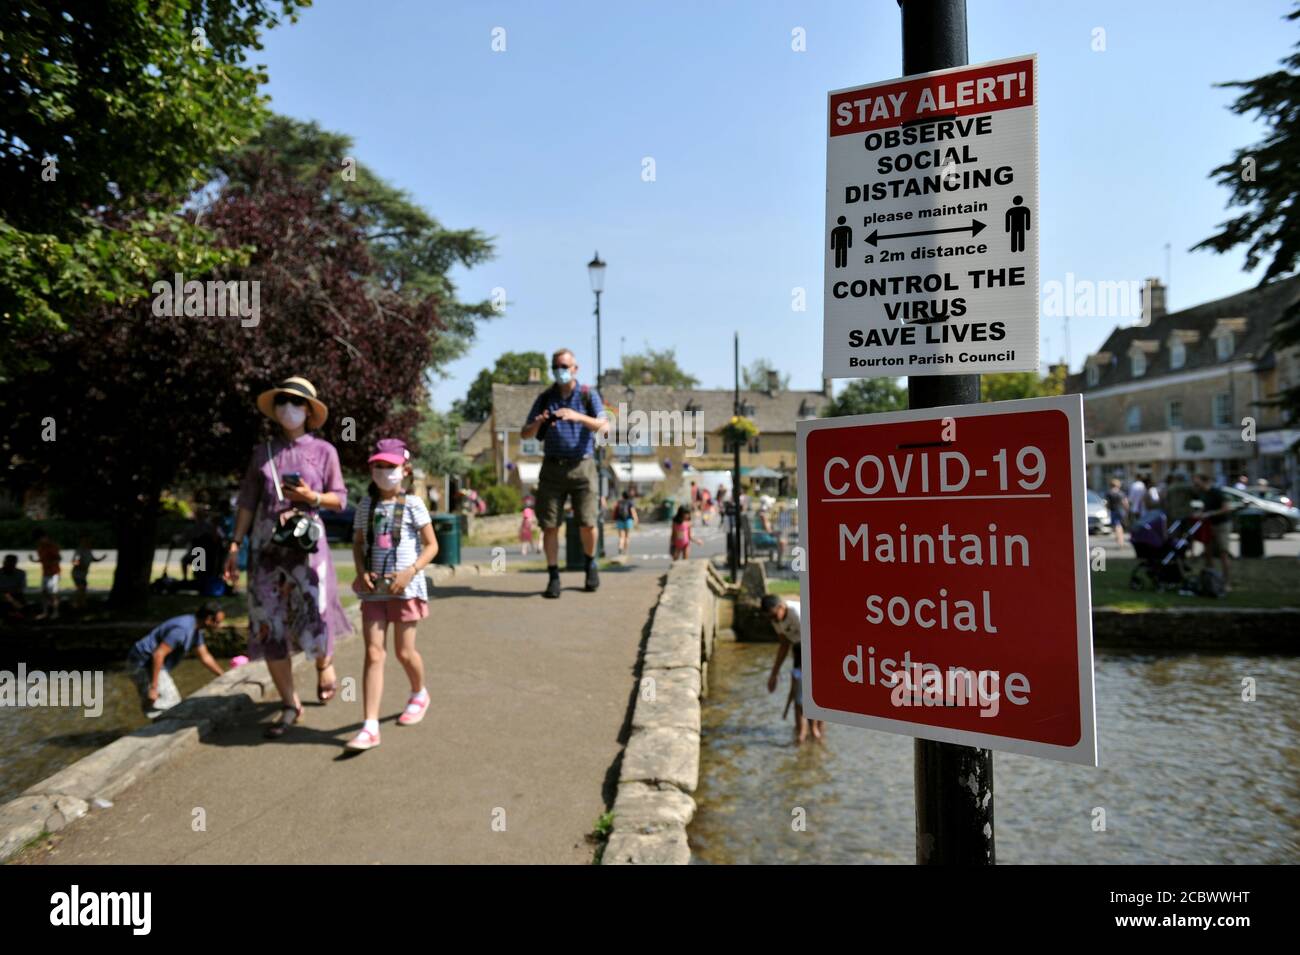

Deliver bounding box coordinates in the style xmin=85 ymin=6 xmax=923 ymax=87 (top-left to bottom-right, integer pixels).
xmin=1194 ymin=4 xmax=1300 ymax=417
xmin=0 ymin=0 xmax=306 ymax=374
xmin=824 ymin=378 xmax=908 ymax=416
xmin=1 ymin=119 xmax=493 ymax=606
xmin=453 ymin=351 xmax=550 ymax=421
xmin=980 ymin=366 xmax=1066 ymax=403
xmin=620 ymin=347 xmax=699 ymax=388
xmin=741 ymin=358 xmax=790 ymax=391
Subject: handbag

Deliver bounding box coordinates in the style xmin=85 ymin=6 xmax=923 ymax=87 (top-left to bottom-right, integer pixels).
xmin=265 ymin=441 xmax=321 ymax=554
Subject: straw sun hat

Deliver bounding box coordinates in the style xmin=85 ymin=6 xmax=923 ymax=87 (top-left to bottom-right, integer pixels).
xmin=256 ymin=376 xmax=329 ymax=430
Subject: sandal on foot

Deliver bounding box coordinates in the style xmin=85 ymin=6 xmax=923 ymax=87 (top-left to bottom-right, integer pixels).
xmin=316 ymin=664 xmax=337 ymax=703
xmin=264 ymin=704 xmax=303 ymax=739
xmin=344 ymin=728 xmax=381 ymax=751
xmin=397 ymin=693 xmax=429 ymax=726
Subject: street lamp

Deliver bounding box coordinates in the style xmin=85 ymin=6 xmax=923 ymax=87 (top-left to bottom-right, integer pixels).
xmin=588 ymin=252 xmax=607 ymax=557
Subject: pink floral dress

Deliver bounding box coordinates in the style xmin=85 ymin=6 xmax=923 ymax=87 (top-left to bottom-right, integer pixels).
xmin=236 ymin=434 xmax=351 ymax=661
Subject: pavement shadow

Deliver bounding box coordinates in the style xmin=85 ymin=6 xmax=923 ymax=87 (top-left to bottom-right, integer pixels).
xmin=429 ymin=586 xmax=540 ymax=599
xmin=195 ymin=700 xmax=404 ymax=755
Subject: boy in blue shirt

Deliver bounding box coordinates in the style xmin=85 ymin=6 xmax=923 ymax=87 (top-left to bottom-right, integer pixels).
xmin=127 ymin=601 xmax=226 ymax=718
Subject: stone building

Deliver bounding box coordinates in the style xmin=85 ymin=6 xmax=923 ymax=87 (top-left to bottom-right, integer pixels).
xmin=486 ymin=371 xmax=829 ymax=501
xmin=1066 ymin=276 xmax=1300 ymax=492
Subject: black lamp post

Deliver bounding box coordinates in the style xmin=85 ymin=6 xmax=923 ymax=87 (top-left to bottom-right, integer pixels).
xmin=588 ymin=252 xmax=607 ymax=558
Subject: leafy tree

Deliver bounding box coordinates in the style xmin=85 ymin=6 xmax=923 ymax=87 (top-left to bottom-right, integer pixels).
xmin=621 ymin=347 xmax=699 ymax=387
xmin=980 ymin=367 xmax=1065 ymax=403
xmin=453 ymin=351 xmax=550 ymax=421
xmin=1194 ymin=4 xmax=1300 ymax=418
xmin=414 ymin=406 xmax=468 ymax=480
xmin=1 ymin=124 xmax=491 ymax=608
xmin=221 ymin=117 xmax=495 ymax=370
xmin=741 ymin=358 xmax=790 ymax=391
xmin=0 ymin=0 xmax=306 ymax=372
xmin=824 ymin=378 xmax=907 ymax=416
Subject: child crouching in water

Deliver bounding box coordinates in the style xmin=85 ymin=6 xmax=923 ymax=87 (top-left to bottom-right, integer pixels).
xmin=763 ymin=593 xmax=824 ymax=743
xmin=347 ymin=438 xmax=439 ymax=752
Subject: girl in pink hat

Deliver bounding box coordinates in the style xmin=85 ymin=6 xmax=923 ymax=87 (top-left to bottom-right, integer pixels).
xmin=345 ymin=438 xmax=439 ymax=752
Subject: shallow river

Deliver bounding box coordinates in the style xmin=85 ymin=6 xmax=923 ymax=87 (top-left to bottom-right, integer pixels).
xmin=690 ymin=640 xmax=1300 ymax=864
xmin=0 ymin=651 xmax=214 ymax=805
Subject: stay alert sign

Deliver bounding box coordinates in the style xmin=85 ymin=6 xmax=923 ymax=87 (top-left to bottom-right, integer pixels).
xmin=823 ymin=54 xmax=1040 ymax=378
xmin=795 ymin=395 xmax=1096 ymax=765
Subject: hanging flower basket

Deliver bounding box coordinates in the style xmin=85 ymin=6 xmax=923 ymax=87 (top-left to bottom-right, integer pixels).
xmin=721 ymin=415 xmax=759 ymax=444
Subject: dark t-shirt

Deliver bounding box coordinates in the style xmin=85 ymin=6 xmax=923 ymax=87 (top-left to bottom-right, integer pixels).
xmin=1104 ymin=488 xmax=1125 ymax=512
xmin=1202 ymin=486 xmax=1230 ymax=525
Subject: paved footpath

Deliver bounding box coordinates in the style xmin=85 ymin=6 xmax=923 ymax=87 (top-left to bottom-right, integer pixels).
xmin=25 ymin=567 xmax=664 ymax=864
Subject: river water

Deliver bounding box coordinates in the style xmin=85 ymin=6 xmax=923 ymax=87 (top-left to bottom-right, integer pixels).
xmin=0 ymin=651 xmax=214 ymax=805
xmin=690 ymin=640 xmax=1300 ymax=864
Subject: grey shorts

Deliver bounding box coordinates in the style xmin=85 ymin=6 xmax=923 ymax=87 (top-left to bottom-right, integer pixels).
xmin=536 ymin=456 xmax=598 ymax=529
xmin=130 ymin=665 xmax=182 ymax=718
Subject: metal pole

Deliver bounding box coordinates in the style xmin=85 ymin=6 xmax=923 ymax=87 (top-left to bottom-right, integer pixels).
xmin=731 ymin=331 xmax=742 ymax=582
xmin=595 ymin=288 xmax=605 ymax=558
xmin=899 ymin=0 xmax=995 ymax=866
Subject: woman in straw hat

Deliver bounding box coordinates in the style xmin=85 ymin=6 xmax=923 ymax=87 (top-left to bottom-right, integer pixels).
xmin=224 ymin=377 xmax=351 ymax=737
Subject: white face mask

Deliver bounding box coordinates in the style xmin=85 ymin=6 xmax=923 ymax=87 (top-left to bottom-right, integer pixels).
xmin=373 ymin=467 xmax=404 ymax=491
xmin=275 ymin=403 xmax=307 ymax=430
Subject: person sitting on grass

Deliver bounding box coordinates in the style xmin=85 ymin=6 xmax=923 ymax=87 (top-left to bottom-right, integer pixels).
xmin=762 ymin=593 xmax=824 ymax=744
xmin=0 ymin=554 xmax=28 ymax=620
xmin=127 ymin=601 xmax=227 ymax=719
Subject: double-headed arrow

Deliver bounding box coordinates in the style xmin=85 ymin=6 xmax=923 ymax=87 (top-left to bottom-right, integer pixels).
xmin=865 ymin=219 xmax=985 ymax=246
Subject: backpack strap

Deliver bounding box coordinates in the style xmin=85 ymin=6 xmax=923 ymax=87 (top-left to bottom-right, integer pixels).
xmin=364 ymin=493 xmax=407 ymax=577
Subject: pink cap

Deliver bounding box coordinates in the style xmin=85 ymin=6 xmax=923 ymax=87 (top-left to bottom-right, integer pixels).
xmin=368 ymin=437 xmax=410 ymax=467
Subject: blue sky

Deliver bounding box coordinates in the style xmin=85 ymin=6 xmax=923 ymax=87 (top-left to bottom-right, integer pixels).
xmin=255 ymin=0 xmax=1294 ymax=405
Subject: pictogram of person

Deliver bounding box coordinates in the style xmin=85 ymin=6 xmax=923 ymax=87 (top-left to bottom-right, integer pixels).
xmin=1005 ymin=195 xmax=1030 ymax=253
xmin=830 ymin=215 xmax=852 ymax=268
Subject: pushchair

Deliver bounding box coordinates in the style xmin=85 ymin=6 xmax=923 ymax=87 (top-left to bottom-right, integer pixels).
xmin=1128 ymin=510 xmax=1202 ymax=592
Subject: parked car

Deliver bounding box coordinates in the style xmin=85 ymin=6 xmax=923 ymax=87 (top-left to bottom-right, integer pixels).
xmin=1249 ymin=485 xmax=1294 ymax=509
xmin=1085 ymin=490 xmax=1112 ymax=535
xmin=321 ymin=505 xmax=357 ymax=544
xmin=1220 ymin=487 xmax=1299 ymax=539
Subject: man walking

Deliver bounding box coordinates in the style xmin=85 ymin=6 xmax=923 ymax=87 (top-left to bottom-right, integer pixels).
xmin=521 ymin=348 xmax=610 ymax=598
xmin=1193 ymin=473 xmax=1234 ymax=591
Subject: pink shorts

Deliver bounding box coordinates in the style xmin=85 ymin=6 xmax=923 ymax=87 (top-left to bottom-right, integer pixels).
xmin=361 ymin=598 xmax=429 ymax=627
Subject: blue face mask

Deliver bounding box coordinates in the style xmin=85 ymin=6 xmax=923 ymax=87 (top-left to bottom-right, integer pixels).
xmin=554 ymin=368 xmax=573 ymax=385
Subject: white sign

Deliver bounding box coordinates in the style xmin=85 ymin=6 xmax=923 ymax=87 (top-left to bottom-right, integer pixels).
xmin=824 ymin=54 xmax=1040 ymax=378
xmin=1173 ymin=429 xmax=1254 ymax=461
xmin=1086 ymin=431 xmax=1174 ymax=465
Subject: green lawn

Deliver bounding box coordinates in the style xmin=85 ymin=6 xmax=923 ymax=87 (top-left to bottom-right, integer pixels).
xmin=766 ymin=557 xmax=1300 ymax=609
xmin=1089 ymin=556 xmax=1300 ymax=610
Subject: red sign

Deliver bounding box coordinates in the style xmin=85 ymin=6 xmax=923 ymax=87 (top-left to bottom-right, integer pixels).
xmin=795 ymin=395 xmax=1096 ymax=765
xmin=829 ymin=56 xmax=1035 ymax=136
